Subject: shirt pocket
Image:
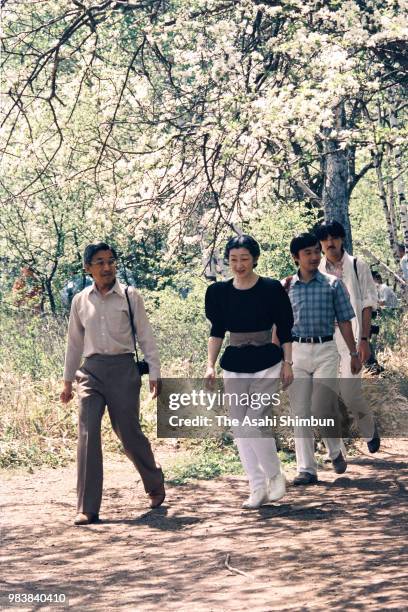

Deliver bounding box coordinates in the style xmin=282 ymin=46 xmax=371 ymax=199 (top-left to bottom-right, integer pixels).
xmin=108 ymin=306 xmax=131 ymax=337
xmin=77 ymin=301 xmax=97 ymax=327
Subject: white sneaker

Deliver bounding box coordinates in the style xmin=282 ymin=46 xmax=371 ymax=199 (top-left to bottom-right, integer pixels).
xmin=241 ymin=488 xmax=268 ymax=509
xmin=267 ymin=471 xmax=286 ymax=502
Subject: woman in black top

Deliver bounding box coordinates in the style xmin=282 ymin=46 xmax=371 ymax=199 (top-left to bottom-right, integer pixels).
xmin=205 ymin=235 xmax=294 ymax=509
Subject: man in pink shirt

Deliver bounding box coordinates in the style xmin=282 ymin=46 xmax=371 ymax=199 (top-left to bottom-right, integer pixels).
xmin=315 ymin=221 xmax=380 ymax=453
xmin=61 ymin=242 xmax=165 ymax=525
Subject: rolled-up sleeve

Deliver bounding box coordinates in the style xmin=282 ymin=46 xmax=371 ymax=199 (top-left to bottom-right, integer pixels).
xmin=205 ymin=283 xmax=226 ymax=338
xmin=333 ymin=279 xmax=355 ymax=322
xmin=63 ymin=295 xmax=85 ymax=382
xmin=274 ymin=282 xmax=294 ymax=344
xmin=131 ymin=288 xmax=161 ymax=381
xmin=357 ymin=259 xmax=378 ymax=310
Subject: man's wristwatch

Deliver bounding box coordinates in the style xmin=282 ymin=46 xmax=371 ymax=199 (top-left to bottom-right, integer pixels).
xmin=284 ymin=360 xmax=293 ymax=366
xmin=350 ymin=351 xmax=359 ymax=357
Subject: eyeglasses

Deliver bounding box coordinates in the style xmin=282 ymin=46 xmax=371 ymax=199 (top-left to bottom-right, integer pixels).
xmin=90 ymin=258 xmax=117 ymax=267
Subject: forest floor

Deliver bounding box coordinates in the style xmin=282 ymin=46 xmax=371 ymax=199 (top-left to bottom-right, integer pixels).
xmin=1 ymin=439 xmax=408 ymax=612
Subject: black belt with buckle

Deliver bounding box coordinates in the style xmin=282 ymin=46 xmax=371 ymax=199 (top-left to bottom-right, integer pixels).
xmin=292 ymin=335 xmax=333 ymax=344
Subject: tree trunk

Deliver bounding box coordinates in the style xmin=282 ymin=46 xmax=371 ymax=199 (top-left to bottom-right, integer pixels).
xmin=322 ymin=103 xmax=352 ymax=252
xmin=385 ymin=145 xmax=398 ymax=235
xmin=396 ymin=157 xmax=408 ymax=250
xmin=45 ymin=278 xmax=56 ymax=314
xmin=397 ymin=170 xmax=408 ymax=251
xmin=374 ymin=154 xmax=399 ymax=264
xmin=390 ymin=97 xmax=408 ymax=250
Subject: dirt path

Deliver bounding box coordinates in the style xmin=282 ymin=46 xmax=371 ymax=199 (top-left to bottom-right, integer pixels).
xmin=1 ymin=440 xmax=408 ymax=611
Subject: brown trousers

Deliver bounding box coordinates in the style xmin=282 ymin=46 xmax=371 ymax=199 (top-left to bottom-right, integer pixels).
xmin=75 ymin=353 xmax=163 ymax=514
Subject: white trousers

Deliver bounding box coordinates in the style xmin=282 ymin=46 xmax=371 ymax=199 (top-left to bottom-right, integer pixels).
xmin=223 ymin=362 xmax=282 ymax=493
xmin=335 ymin=328 xmax=376 ymax=441
xmin=288 ymin=341 xmax=342 ymax=476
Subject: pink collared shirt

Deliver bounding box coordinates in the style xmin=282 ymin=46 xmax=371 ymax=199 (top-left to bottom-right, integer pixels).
xmin=325 ymin=255 xmax=344 ymax=280
xmin=63 ymin=279 xmax=160 ymax=381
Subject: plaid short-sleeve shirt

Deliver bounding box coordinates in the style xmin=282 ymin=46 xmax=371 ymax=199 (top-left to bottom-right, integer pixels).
xmin=286 ymin=270 xmax=355 ymax=337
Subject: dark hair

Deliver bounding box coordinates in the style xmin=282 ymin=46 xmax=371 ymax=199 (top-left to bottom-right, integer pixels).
xmin=290 ymin=232 xmax=321 ymax=257
xmin=372 ymin=271 xmax=382 ymax=283
xmin=313 ymin=220 xmax=346 ymax=241
xmin=224 ymin=234 xmax=261 ymax=266
xmin=83 ymin=242 xmax=118 ymax=265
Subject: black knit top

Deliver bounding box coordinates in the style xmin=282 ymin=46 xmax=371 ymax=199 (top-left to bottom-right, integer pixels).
xmin=205 ymin=277 xmax=294 ymax=373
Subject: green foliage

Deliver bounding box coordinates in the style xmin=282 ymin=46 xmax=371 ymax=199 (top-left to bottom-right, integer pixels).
xmin=350 ymin=174 xmax=393 ymax=261
xmin=251 ymin=202 xmax=320 ymax=280
xmin=0 ymin=306 xmax=67 ymax=380
xmin=166 ymin=440 xmax=296 ymax=485
xmin=1 ymin=0 xmax=407 ymax=314
xmin=2 ymin=1 xmax=407 ymax=301
xmin=146 ymin=276 xmax=210 ymax=377
xmin=166 ymin=440 xmax=243 ymax=485
xmin=374 ymin=310 xmax=402 ymax=352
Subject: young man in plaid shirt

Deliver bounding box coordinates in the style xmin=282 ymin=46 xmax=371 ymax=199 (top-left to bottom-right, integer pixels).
xmin=281 ymin=232 xmax=362 ymax=485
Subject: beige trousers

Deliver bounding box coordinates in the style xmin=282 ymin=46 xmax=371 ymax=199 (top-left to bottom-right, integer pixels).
xmin=75 ymin=353 xmax=163 ymax=514
xmin=288 ymin=341 xmax=342 ymax=476
xmin=335 ymin=328 xmax=376 ymax=441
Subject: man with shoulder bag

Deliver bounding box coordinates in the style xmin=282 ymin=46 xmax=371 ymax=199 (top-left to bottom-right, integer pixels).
xmin=60 ymin=242 xmax=165 ymax=525
xmin=315 ymin=220 xmax=381 ymax=453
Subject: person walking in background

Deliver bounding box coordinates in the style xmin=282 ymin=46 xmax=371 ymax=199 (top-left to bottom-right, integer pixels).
xmin=281 ymin=232 xmax=361 ymax=486
xmin=60 ymin=242 xmax=165 ymax=525
xmin=315 ymin=220 xmax=381 ymax=453
xmin=205 ymin=235 xmax=294 ymax=509
xmin=368 ymin=271 xmax=399 ymax=374
xmin=372 ymin=271 xmax=399 ymax=310
xmin=397 ymin=244 xmax=408 ymax=282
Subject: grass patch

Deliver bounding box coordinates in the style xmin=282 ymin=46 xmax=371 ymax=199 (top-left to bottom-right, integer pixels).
xmin=166 ymin=440 xmax=243 ymax=485
xmin=165 ymin=440 xmax=296 ymax=485
xmin=0 ymin=435 xmax=75 ymax=470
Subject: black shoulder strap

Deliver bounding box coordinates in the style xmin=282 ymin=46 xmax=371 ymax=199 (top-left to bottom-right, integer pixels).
xmin=353 ymin=257 xmax=359 ymax=281
xmin=124 ymin=287 xmax=140 ymax=361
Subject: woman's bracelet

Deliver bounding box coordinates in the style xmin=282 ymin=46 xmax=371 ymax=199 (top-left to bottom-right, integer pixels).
xmin=284 ymin=360 xmax=293 ymax=366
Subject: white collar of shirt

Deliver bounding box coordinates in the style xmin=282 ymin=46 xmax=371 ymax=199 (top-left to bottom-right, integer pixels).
xmin=321 ymin=250 xmax=355 ymax=275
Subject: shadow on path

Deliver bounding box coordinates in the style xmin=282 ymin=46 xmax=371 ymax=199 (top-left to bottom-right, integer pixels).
xmin=2 ymin=442 xmax=407 ymax=611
